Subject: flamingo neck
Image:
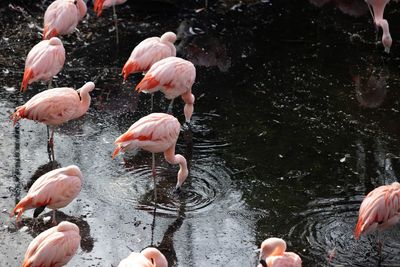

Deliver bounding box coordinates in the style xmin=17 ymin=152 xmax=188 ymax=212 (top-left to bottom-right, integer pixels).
xmin=141 ymin=248 xmax=168 ymax=267
xmin=76 ymin=82 xmax=94 ymax=117
xmin=370 ymin=0 xmax=388 ymax=23
xmin=164 ymin=146 xmax=188 ymax=189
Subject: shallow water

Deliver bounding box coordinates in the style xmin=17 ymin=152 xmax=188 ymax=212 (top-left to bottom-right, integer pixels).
xmin=1 ymin=0 xmax=400 ymax=266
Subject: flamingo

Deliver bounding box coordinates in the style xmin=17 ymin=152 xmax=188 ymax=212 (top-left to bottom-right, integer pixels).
xmin=354 ymin=182 xmax=400 ymax=239
xmin=43 ymin=0 xmax=87 ymax=40
xmin=122 ymin=32 xmax=177 ymax=80
xmin=93 ymin=0 xmax=127 ymax=44
xmin=118 ymin=247 xmax=168 ymax=267
xmin=258 ymin=238 xmax=302 ymax=267
xmin=11 ymin=82 xmax=95 ymax=161
xmin=112 ymin=113 xmax=188 ymax=193
xmin=135 ymin=57 xmax=196 ymax=123
xmin=10 ymin=165 xmax=83 ymax=225
xmin=22 ymin=221 xmax=81 ymax=267
xmin=365 ymin=0 xmax=392 ymax=53
xmin=21 ymin=37 xmax=65 ymax=91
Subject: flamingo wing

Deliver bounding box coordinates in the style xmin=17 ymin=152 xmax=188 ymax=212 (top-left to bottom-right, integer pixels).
xmin=355 ymin=183 xmax=400 ymax=238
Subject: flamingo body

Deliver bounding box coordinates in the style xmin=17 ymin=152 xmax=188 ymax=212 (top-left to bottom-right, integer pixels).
xmin=118 ymin=247 xmax=168 ymax=267
xmin=135 ymin=57 xmax=196 ymax=122
xmin=354 ymin=182 xmax=400 ymax=239
xmin=113 ymin=113 xmax=188 ymax=189
xmin=94 ymin=0 xmax=127 ymax=17
xmin=22 ymin=221 xmax=81 ymax=267
xmin=258 ymin=238 xmax=302 ymax=267
xmin=21 ymin=37 xmax=65 ymax=91
xmin=12 ymin=82 xmax=95 ymax=127
xmin=122 ymin=32 xmax=177 ymax=80
xmin=43 ymin=0 xmax=87 ymax=40
xmin=10 ymin=165 xmax=83 ymax=222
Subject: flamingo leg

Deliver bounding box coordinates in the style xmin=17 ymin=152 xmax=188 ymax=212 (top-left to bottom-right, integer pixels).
xmin=49 ymin=128 xmax=55 ymax=162
xmin=152 ymin=153 xmax=157 ymax=204
xmin=167 ymin=99 xmax=174 ymax=114
xmin=112 ymin=3 xmax=119 ymax=45
xmin=51 ymin=209 xmax=57 ymax=225
xmin=205 ymin=0 xmax=208 ymax=8
xmin=48 ymin=78 xmax=52 ymax=89
xmin=47 ymin=126 xmax=51 ymax=161
xmin=151 ymin=94 xmax=154 ymax=112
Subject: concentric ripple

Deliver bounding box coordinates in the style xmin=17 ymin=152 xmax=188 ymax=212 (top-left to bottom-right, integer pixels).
xmin=288 ymin=197 xmax=400 ymax=266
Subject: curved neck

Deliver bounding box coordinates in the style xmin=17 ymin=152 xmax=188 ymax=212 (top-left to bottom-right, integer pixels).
xmin=164 ymin=146 xmax=188 ymax=189
xmin=76 ymin=82 xmax=94 ymax=117
xmin=141 ymin=248 xmax=167 ymax=267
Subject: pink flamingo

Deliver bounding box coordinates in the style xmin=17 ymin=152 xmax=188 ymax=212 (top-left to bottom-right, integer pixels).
xmin=112 ymin=113 xmax=188 ymax=192
xmin=122 ymin=32 xmax=177 ymax=80
xmin=21 ymin=37 xmax=65 ymax=91
xmin=135 ymin=57 xmax=196 ymax=123
xmin=258 ymin=238 xmax=302 ymax=267
xmin=11 ymin=82 xmax=95 ymax=161
xmin=93 ymin=0 xmax=127 ymax=17
xmin=354 ymin=182 xmax=400 ymax=239
xmin=365 ymin=0 xmax=392 ymax=53
xmin=43 ymin=0 xmax=87 ymax=40
xmin=118 ymin=247 xmax=168 ymax=267
xmin=93 ymin=0 xmax=127 ymax=44
xmin=22 ymin=221 xmax=80 ymax=267
xmin=10 ymin=165 xmax=83 ymax=224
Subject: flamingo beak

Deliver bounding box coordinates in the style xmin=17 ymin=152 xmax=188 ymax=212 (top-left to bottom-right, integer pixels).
xmin=173 ymin=186 xmax=181 ymax=194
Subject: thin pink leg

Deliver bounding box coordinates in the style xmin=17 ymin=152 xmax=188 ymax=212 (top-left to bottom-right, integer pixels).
xmin=51 ymin=209 xmax=57 ymax=225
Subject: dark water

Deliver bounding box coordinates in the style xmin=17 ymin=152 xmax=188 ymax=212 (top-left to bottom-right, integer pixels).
xmin=1 ymin=0 xmax=400 ymax=266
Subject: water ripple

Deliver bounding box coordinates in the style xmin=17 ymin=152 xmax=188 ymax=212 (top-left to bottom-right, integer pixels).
xmin=288 ymin=197 xmax=400 ymax=266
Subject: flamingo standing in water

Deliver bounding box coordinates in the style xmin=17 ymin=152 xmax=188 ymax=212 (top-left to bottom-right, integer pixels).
xmin=365 ymin=0 xmax=392 ymax=53
xmin=21 ymin=37 xmax=65 ymax=91
xmin=10 ymin=165 xmax=83 ymax=224
xmin=354 ymin=182 xmax=400 ymax=239
xmin=43 ymin=0 xmax=87 ymax=40
xmin=11 ymin=82 xmax=95 ymax=161
xmin=118 ymin=247 xmax=168 ymax=267
xmin=93 ymin=0 xmax=127 ymax=44
xmin=135 ymin=57 xmax=196 ymax=123
xmin=112 ymin=113 xmax=188 ymax=194
xmin=22 ymin=221 xmax=81 ymax=267
xmin=258 ymin=238 xmax=302 ymax=267
xmin=93 ymin=0 xmax=127 ymax=17
xmin=122 ymin=32 xmax=177 ymax=80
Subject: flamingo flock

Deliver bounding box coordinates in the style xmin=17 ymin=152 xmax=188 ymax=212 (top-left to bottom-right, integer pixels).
xmin=6 ymin=0 xmax=400 ymax=266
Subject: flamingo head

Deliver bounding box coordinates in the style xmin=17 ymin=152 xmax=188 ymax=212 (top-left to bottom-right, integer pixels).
xmin=382 ymin=34 xmax=392 ymax=53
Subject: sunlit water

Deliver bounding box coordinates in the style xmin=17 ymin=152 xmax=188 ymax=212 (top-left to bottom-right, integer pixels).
xmin=1 ymin=0 xmax=400 ymax=266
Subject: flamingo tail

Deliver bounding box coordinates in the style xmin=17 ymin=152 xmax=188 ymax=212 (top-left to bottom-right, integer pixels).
xmin=354 ymin=217 xmax=364 ymax=240
xmin=21 ymin=68 xmax=34 ymax=92
xmin=10 ymin=197 xmax=32 ymax=222
xmin=94 ymin=0 xmax=105 ymax=17
xmin=43 ymin=26 xmax=58 ymax=40
xmin=122 ymin=61 xmax=141 ymax=80
xmin=11 ymin=106 xmax=26 ymax=126
xmin=135 ymin=75 xmax=160 ymax=92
